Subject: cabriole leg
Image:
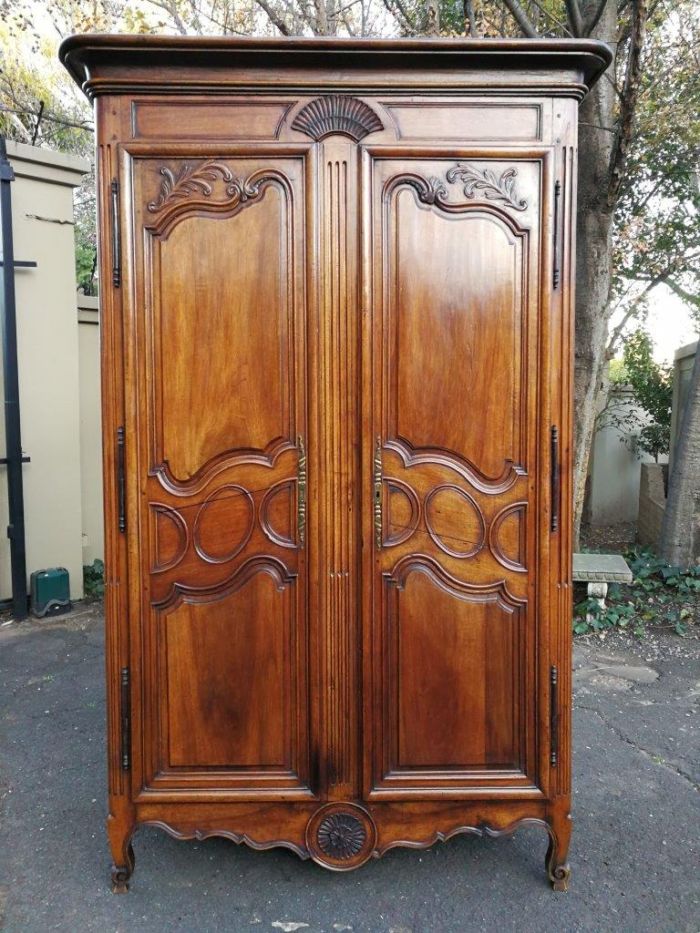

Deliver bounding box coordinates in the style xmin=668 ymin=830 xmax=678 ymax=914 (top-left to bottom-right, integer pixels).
xmin=108 ymin=807 xmax=135 ymax=893
xmin=546 ymin=812 xmax=572 ymax=892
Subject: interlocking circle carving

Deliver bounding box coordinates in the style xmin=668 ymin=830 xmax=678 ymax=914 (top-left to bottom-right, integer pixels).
xmin=193 ymin=483 xmax=254 ymax=564
xmin=424 ymin=484 xmax=486 ymax=559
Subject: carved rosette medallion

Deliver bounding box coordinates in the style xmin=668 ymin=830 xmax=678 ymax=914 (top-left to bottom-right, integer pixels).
xmin=306 ymin=803 xmax=377 ymax=871
xmin=318 ymin=813 xmax=365 ymax=859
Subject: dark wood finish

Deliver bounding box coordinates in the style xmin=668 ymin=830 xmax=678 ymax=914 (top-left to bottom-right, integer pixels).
xmin=60 ymin=35 xmax=611 ymax=892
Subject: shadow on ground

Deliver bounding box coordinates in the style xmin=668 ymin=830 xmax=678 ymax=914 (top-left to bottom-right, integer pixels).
xmin=0 ymin=602 xmax=698 ymax=932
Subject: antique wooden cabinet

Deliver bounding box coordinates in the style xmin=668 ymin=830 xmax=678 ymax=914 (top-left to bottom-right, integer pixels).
xmin=60 ymin=36 xmax=610 ymax=891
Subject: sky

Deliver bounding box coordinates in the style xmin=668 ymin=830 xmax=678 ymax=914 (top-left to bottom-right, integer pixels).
xmin=637 ymin=285 xmax=697 ymax=364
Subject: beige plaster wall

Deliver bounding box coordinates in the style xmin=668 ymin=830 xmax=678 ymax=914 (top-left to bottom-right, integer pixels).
xmin=587 ymin=386 xmax=667 ymax=526
xmin=78 ymin=295 xmax=103 ymax=567
xmin=0 ymin=141 xmax=89 ymax=602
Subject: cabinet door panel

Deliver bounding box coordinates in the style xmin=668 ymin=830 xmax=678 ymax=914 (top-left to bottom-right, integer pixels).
xmin=124 ymin=150 xmax=314 ymax=797
xmin=363 ymin=151 xmax=551 ymax=797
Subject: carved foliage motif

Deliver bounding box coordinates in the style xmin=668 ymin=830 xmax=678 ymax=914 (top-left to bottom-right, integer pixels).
xmin=398 ymin=173 xmax=449 ymax=206
xmin=146 ymin=160 xmax=276 ymax=215
xmin=291 ymin=95 xmax=383 ymax=141
xmin=147 ymin=160 xmax=232 ymax=211
xmin=389 ymin=164 xmax=528 ymax=214
xmin=446 ymin=163 xmax=528 ymax=211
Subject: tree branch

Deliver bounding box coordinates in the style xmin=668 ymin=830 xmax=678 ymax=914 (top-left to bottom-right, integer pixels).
xmin=666 ymin=278 xmax=700 ymax=313
xmin=565 ymin=0 xmax=585 ymax=36
xmin=464 ymin=0 xmax=478 ymax=36
xmin=583 ymin=0 xmax=610 ymax=36
xmin=142 ymin=0 xmax=190 ymax=34
xmin=381 ymin=0 xmax=416 ymax=34
xmin=528 ymin=0 xmax=574 ymax=36
xmin=500 ymin=0 xmax=539 ymax=37
xmin=606 ymin=274 xmax=672 ymax=355
xmin=250 ymin=0 xmax=293 ymax=34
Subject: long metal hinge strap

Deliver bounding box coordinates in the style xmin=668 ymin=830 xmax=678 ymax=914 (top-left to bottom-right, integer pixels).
xmin=297 ymin=434 xmax=306 ymax=548
xmin=553 ymin=180 xmax=561 ymax=289
xmin=550 ymin=425 xmax=559 ymax=533
xmin=550 ymin=665 xmax=559 ymax=766
xmin=111 ymin=178 xmax=121 ymax=288
xmin=120 ymin=667 xmax=131 ymax=771
xmin=117 ymin=426 xmax=126 ymax=533
xmin=374 ymin=436 xmax=383 ymax=549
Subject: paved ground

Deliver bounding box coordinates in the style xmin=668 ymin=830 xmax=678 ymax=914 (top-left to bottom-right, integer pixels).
xmin=1 ymin=602 xmax=698 ymax=933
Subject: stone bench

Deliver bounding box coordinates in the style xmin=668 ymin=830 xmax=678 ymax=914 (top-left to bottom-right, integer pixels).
xmin=573 ymin=553 xmax=634 ymax=615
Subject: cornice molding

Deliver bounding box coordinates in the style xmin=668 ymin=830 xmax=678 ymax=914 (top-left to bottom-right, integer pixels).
xmin=59 ymin=36 xmax=612 ymax=102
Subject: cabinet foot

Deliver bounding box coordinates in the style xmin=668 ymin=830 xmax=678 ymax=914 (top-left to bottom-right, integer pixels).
xmin=545 ymin=813 xmax=572 ymax=892
xmin=111 ymin=842 xmax=135 ymax=893
xmin=108 ymin=807 xmax=135 ymax=893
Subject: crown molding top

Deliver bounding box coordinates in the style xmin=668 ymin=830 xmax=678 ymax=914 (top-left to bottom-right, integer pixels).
xmin=59 ymin=35 xmax=612 ymax=101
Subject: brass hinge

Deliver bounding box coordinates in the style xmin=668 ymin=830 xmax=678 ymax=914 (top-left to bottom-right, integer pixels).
xmin=374 ymin=436 xmax=383 ymax=549
xmin=117 ymin=426 xmax=126 ymax=533
xmin=550 ymin=665 xmax=559 ymax=766
xmin=552 ymin=179 xmax=561 ymax=289
xmin=110 ymin=178 xmax=121 ymax=288
xmin=120 ymin=667 xmax=131 ymax=771
xmin=297 ymin=434 xmax=306 ymax=548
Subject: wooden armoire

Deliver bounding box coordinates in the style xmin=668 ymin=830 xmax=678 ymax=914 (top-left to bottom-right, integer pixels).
xmin=60 ymin=35 xmax=610 ymax=891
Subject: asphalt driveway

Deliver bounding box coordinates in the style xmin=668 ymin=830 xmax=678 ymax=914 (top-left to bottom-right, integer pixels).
xmin=0 ymin=603 xmax=698 ymax=932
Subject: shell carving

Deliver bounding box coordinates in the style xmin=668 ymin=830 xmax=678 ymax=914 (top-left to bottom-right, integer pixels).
xmin=292 ymin=95 xmax=383 ymax=142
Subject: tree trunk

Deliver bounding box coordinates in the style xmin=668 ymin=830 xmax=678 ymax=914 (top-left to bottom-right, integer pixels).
xmin=659 ymin=346 xmax=700 ymax=568
xmin=572 ymin=0 xmax=618 ymax=547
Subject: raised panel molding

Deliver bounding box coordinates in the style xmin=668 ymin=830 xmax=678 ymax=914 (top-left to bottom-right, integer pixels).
xmin=145 ymin=163 xmax=295 ymax=238
xmin=142 ymin=162 xmax=299 ymax=483
xmin=132 ymin=100 xmax=295 ymax=140
xmin=384 ymin=552 xmax=526 ymax=611
xmin=153 ymin=553 xmax=296 ymax=611
xmin=385 ymin=438 xmax=524 ymax=496
xmin=151 ymin=437 xmax=295 ymax=497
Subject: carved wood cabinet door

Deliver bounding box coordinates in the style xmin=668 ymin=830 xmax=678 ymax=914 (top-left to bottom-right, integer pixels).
xmin=122 ymin=147 xmax=316 ymax=798
xmin=361 ymin=150 xmax=553 ymax=799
